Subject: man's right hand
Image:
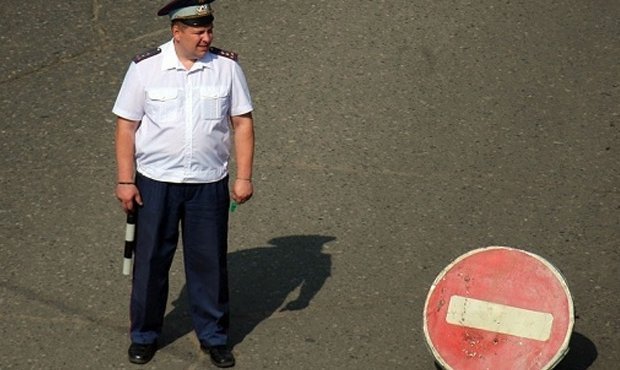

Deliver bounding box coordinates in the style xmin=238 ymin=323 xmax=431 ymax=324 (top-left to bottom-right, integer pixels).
xmin=116 ymin=184 xmax=143 ymax=213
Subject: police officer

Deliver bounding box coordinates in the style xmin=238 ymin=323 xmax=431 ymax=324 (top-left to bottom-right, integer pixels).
xmin=113 ymin=0 xmax=254 ymax=367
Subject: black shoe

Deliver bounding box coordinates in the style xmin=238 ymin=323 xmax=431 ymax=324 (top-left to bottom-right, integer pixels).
xmin=201 ymin=344 xmax=235 ymax=368
xmin=128 ymin=342 xmax=157 ymax=364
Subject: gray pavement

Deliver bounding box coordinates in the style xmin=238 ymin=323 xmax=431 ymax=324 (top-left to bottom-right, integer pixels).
xmin=1 ymin=0 xmax=618 ymax=369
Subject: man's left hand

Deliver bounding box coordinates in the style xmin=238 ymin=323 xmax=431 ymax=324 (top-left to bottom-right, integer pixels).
xmin=232 ymin=179 xmax=253 ymax=204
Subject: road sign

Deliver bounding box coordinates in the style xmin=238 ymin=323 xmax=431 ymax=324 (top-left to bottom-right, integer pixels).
xmin=423 ymin=246 xmax=574 ymax=370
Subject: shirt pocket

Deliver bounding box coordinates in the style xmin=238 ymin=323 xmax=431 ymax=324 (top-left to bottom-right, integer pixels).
xmin=145 ymin=88 xmax=180 ymax=122
xmin=200 ymin=87 xmax=230 ymax=120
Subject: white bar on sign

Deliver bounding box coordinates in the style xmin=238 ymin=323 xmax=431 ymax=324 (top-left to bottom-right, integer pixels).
xmin=446 ymin=295 xmax=553 ymax=341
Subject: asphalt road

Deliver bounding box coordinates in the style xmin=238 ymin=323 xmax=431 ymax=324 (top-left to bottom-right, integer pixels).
xmin=0 ymin=0 xmax=618 ymax=369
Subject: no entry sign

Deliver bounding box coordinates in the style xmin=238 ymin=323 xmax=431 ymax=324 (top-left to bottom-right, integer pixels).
xmin=423 ymin=247 xmax=574 ymax=370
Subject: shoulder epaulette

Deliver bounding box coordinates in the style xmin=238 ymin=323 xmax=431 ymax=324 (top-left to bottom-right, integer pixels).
xmin=132 ymin=48 xmax=161 ymax=63
xmin=209 ymin=46 xmax=238 ymax=61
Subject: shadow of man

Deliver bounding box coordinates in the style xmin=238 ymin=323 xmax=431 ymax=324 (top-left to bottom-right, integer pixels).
xmin=159 ymin=234 xmax=335 ymax=349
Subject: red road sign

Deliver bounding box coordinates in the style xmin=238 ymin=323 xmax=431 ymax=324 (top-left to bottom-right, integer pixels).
xmin=423 ymin=246 xmax=574 ymax=370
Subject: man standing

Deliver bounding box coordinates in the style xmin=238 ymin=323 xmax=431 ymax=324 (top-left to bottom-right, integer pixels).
xmin=113 ymin=0 xmax=254 ymax=367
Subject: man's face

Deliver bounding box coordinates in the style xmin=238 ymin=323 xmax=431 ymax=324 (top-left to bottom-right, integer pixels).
xmin=173 ymin=23 xmax=214 ymax=60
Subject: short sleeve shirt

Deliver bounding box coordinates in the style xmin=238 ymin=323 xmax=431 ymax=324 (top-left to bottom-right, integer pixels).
xmin=112 ymin=39 xmax=253 ymax=183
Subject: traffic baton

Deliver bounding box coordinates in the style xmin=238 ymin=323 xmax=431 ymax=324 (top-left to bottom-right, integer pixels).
xmin=122 ymin=212 xmax=136 ymax=276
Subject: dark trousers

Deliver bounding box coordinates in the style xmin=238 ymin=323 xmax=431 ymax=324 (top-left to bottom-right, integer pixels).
xmin=130 ymin=173 xmax=230 ymax=346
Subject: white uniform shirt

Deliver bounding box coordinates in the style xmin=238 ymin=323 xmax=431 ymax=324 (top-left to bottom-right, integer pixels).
xmin=113 ymin=39 xmax=253 ymax=183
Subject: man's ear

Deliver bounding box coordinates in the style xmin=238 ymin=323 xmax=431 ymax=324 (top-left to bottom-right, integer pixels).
xmin=171 ymin=23 xmax=181 ymax=41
